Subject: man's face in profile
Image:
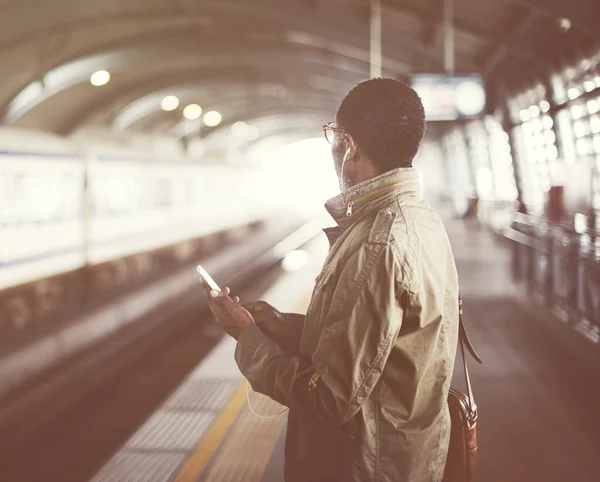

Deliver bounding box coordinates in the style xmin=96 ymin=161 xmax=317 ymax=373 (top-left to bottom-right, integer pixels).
xmin=330 ymin=124 xmax=347 ymax=183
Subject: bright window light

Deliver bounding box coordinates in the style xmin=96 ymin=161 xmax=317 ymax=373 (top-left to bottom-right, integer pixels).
xmin=476 ymin=168 xmax=494 ymax=198
xmin=531 ymin=117 xmax=543 ymax=133
xmin=591 ymin=115 xmax=600 ymax=133
xmin=576 ymin=138 xmax=590 ymax=156
xmin=546 ymin=144 xmax=558 ymax=160
xmin=535 ymin=132 xmax=545 ymax=147
xmin=584 ymin=80 xmax=596 ymax=93
xmin=90 ymin=70 xmax=110 ymax=87
xmin=567 ymin=88 xmax=581 ymax=100
xmin=573 ymin=120 xmax=587 ymax=138
xmin=519 ymin=109 xmax=530 ymax=122
xmin=203 ymin=110 xmax=222 ymax=127
xmin=571 ymin=105 xmax=584 ymax=119
xmin=574 ymin=213 xmax=587 ymax=234
xmin=542 ymin=115 xmax=554 ymax=130
xmin=183 ymin=104 xmax=202 ymax=120
xmin=581 ymin=59 xmax=592 ymax=71
xmin=161 ymin=95 xmax=179 ymax=111
xmin=565 ymin=67 xmax=576 ymax=80
xmin=544 ymin=130 xmax=556 ymax=145
xmin=231 ymin=121 xmax=248 ymax=137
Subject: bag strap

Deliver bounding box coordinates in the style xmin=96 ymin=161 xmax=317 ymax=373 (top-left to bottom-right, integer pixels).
xmin=458 ymin=296 xmax=482 ymax=422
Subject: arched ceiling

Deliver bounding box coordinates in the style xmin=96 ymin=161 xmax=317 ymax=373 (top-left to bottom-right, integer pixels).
xmin=0 ymin=0 xmax=598 ymax=147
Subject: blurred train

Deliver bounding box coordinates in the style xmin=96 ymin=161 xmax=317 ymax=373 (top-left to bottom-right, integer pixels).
xmin=0 ymin=127 xmax=285 ymax=290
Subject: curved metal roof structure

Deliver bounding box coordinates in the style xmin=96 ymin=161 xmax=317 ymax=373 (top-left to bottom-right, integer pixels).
xmin=0 ymin=0 xmax=598 ymax=145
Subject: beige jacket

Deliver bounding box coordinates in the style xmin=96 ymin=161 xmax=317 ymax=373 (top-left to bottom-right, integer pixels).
xmin=235 ymin=167 xmax=459 ymax=482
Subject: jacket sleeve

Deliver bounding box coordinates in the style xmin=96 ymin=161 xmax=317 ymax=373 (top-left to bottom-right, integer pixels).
xmin=256 ymin=313 xmax=305 ymax=353
xmin=234 ymin=242 xmax=404 ymax=426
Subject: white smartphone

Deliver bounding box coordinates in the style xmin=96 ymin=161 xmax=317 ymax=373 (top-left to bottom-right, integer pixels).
xmin=196 ymin=264 xmax=221 ymax=291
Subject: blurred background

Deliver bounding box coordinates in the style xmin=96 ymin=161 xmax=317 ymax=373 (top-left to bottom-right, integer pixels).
xmin=0 ymin=1 xmax=599 ymax=481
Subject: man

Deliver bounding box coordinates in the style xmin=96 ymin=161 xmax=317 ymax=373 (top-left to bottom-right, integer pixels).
xmin=201 ymin=78 xmax=459 ymax=482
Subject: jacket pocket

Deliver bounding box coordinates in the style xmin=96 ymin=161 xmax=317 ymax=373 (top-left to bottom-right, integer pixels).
xmin=379 ymin=381 xmax=411 ymax=430
xmin=314 ymin=267 xmax=335 ymax=290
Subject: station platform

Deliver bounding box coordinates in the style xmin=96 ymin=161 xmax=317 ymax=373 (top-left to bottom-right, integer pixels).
xmin=91 ymin=218 xmax=600 ymax=482
xmin=91 ymin=230 xmax=329 ymax=482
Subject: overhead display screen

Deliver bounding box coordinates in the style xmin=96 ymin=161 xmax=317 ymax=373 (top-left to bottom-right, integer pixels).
xmin=410 ymin=74 xmax=486 ymax=121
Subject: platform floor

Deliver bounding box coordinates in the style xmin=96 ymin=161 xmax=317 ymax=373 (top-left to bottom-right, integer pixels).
xmin=92 ymin=218 xmax=600 ymax=482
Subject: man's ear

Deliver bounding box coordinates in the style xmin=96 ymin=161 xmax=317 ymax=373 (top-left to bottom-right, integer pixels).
xmin=345 ymin=134 xmax=359 ymax=159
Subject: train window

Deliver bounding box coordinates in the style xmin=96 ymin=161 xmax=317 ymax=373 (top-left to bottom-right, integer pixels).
xmin=90 ymin=170 xmax=174 ymax=216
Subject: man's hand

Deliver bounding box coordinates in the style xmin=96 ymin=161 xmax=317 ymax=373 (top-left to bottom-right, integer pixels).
xmin=243 ymin=301 xmax=286 ymax=327
xmin=243 ymin=301 xmax=302 ymax=353
xmin=199 ymin=279 xmax=254 ymax=340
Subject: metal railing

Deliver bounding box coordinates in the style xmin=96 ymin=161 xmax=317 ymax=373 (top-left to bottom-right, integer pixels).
xmin=505 ymin=212 xmax=600 ymax=344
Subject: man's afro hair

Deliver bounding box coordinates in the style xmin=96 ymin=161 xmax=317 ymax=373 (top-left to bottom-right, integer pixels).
xmin=336 ymin=78 xmax=426 ymax=171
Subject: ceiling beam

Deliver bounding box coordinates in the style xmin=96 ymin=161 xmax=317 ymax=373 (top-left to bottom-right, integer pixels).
xmin=482 ymin=8 xmax=542 ymax=75
xmin=416 ymin=0 xmax=445 ymax=72
xmin=57 ymin=60 xmax=355 ymax=134
xmin=495 ymin=0 xmax=600 ymax=40
xmin=387 ymin=0 xmax=540 ymax=62
xmin=10 ymin=45 xmax=365 ymax=132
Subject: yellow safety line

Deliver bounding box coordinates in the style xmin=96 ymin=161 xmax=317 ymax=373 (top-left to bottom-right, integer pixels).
xmin=175 ymin=382 xmax=247 ymax=482
xmin=176 ymin=287 xmax=314 ymax=481
xmin=201 ymin=388 xmax=288 ymax=482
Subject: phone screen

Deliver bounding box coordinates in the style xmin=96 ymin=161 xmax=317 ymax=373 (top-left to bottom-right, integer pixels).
xmin=196 ymin=264 xmax=221 ymax=291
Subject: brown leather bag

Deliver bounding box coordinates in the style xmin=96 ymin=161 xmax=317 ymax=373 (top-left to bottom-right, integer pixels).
xmin=442 ymin=298 xmax=482 ymax=482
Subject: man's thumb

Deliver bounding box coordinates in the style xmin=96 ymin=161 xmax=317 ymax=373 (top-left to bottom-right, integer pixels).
xmin=255 ymin=301 xmax=274 ymax=312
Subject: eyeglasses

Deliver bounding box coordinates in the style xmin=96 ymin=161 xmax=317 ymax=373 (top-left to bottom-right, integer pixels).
xmin=322 ymin=121 xmax=344 ymax=144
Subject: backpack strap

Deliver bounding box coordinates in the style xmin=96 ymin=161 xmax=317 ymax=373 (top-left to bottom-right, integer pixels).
xmin=458 ymin=296 xmax=482 ymax=419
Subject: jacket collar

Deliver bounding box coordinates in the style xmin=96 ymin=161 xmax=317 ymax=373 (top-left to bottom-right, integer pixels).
xmin=325 ymin=167 xmax=421 ymax=227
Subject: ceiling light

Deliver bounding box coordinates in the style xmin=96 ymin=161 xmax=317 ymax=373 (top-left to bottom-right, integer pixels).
xmin=161 ymin=95 xmax=179 ymax=111
xmin=203 ymin=110 xmax=222 ymax=127
xmin=246 ymin=125 xmax=260 ymax=141
xmin=281 ymin=250 xmax=308 ymax=272
xmin=90 ymin=70 xmax=110 ymax=87
xmin=559 ymin=18 xmax=571 ymax=32
xmin=231 ymin=121 xmax=248 ymax=137
xmin=183 ymin=104 xmax=202 ymax=120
